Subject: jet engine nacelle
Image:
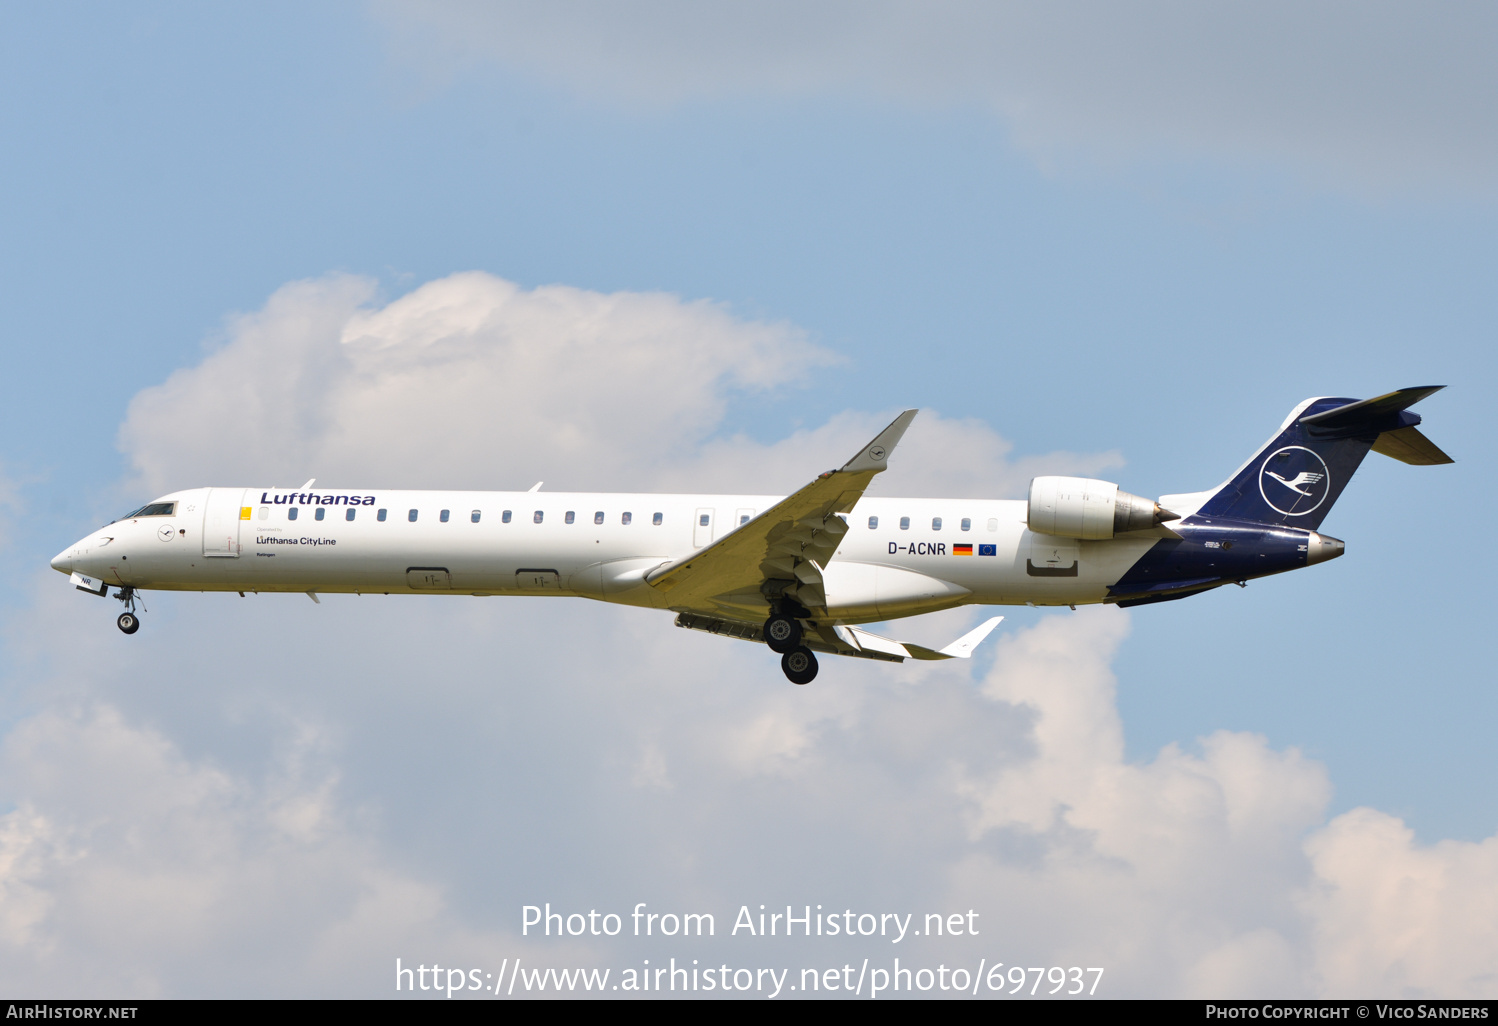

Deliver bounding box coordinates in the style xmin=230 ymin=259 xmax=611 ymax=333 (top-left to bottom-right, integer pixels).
xmin=1027 ymin=476 xmax=1178 ymax=540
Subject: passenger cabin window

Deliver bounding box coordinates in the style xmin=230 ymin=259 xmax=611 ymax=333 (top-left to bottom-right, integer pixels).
xmin=961 ymin=518 xmax=971 ymax=532
xmin=378 ymin=509 xmax=387 ymax=522
xmin=652 ymin=512 xmax=662 ymax=525
xmin=565 ymin=511 xmax=575 ymax=524
xmin=899 ymin=516 xmax=910 ymax=530
xmin=471 ymin=510 xmax=481 ymax=523
xmin=440 ymin=509 xmax=450 ymax=523
xmin=622 ymin=512 xmax=632 ymax=525
xmin=315 ymin=507 xmax=325 ymax=521
xmin=346 ymin=508 xmax=356 ymax=521
xmin=408 ymin=509 xmax=418 ymax=522
xmin=533 ymin=511 xmax=544 ymax=524
xmin=932 ymin=517 xmax=942 ymax=531
xmin=868 ymin=516 xmax=878 ymax=529
xmin=739 ymin=514 xmax=751 ymax=526
xmin=594 ymin=511 xmax=604 ymax=525
xmin=502 ymin=510 xmax=512 ymax=524
xmin=699 ymin=514 xmax=710 ymax=527
xmin=259 ymin=507 xmax=269 ymax=520
xmin=288 ymin=507 xmax=299 ymax=521
xmin=986 ymin=518 xmax=998 ymax=532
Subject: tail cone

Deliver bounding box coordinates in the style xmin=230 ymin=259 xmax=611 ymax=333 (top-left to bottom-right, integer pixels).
xmin=1306 ymin=532 xmax=1345 ymax=565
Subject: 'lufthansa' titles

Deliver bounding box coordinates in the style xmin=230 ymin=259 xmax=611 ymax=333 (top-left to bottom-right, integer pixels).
xmin=261 ymin=492 xmax=375 ymax=506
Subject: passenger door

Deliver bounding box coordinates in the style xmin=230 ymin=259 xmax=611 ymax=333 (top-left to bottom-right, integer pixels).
xmin=201 ymin=488 xmax=246 ymax=557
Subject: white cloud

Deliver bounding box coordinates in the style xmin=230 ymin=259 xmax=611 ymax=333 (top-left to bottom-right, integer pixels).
xmin=13 ymin=270 xmax=1497 ymax=996
xmin=0 ymin=703 xmax=520 ymax=996
xmin=374 ymin=1 xmax=1498 ymax=197
xmin=119 ymin=272 xmax=827 ymax=496
xmin=952 ymin=609 xmax=1332 ymax=996
xmin=117 ymin=270 xmax=1115 ymax=500
xmin=10 ymin=595 xmax=1498 ymax=996
xmin=1303 ymin=809 xmax=1498 ymax=997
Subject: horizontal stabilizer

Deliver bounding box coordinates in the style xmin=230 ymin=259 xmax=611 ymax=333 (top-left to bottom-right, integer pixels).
xmin=1298 ymin=385 xmax=1445 ymax=433
xmin=1371 ymin=425 xmax=1454 ymax=466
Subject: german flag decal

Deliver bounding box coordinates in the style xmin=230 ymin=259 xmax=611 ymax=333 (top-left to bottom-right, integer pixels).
xmin=953 ymin=544 xmax=973 ymax=556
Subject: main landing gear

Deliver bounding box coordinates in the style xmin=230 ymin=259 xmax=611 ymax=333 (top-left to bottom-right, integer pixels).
xmin=764 ymin=604 xmax=816 ymax=684
xmin=763 ymin=612 xmax=802 ymax=653
xmin=781 ymin=646 xmax=818 ymax=686
xmin=115 ymin=587 xmax=142 ymax=635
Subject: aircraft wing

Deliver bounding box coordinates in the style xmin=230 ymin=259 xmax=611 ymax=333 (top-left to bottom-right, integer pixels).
xmin=646 ymin=410 xmax=918 ymax=616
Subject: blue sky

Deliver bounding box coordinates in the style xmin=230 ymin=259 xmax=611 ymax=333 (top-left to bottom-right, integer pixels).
xmin=1 ymin=2 xmax=1495 ymax=997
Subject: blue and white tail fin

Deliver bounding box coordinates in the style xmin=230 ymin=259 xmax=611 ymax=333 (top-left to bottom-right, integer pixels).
xmin=1165 ymin=387 xmax=1452 ymax=530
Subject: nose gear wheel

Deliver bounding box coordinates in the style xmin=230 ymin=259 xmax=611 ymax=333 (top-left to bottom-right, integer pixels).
xmin=114 ymin=586 xmax=144 ymax=634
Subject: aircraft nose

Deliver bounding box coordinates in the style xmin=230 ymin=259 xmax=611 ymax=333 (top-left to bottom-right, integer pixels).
xmin=50 ymin=546 xmax=75 ymax=574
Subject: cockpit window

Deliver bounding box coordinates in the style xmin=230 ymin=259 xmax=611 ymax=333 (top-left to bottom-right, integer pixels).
xmin=122 ymin=502 xmax=175 ymax=518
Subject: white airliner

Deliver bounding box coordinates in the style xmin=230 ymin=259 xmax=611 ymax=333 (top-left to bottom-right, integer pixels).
xmin=51 ymin=388 xmax=1450 ymax=683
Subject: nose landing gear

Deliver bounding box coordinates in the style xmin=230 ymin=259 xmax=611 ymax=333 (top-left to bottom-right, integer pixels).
xmin=114 ymin=587 xmax=144 ymax=634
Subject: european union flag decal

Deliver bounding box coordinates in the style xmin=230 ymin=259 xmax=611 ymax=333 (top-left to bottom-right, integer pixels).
xmin=978 ymin=544 xmax=997 ymax=556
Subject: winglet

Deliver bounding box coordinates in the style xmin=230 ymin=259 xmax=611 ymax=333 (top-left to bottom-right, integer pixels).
xmin=938 ymin=615 xmax=1004 ymax=658
xmin=904 ymin=615 xmax=1004 ymax=661
xmin=840 ymin=410 xmax=918 ymax=474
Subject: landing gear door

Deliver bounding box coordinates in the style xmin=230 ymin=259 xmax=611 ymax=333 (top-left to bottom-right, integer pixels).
xmin=202 ymin=488 xmax=247 ymax=557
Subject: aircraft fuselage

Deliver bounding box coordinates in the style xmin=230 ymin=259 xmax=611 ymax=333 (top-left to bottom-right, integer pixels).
xmin=54 ymin=485 xmax=1324 ymax=622
xmin=52 ymin=389 xmax=1450 ymax=682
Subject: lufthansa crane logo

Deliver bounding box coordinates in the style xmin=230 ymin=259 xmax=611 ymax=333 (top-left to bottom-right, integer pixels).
xmin=1258 ymin=446 xmax=1330 ymax=516
xmin=868 ymin=445 xmax=887 ymax=462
